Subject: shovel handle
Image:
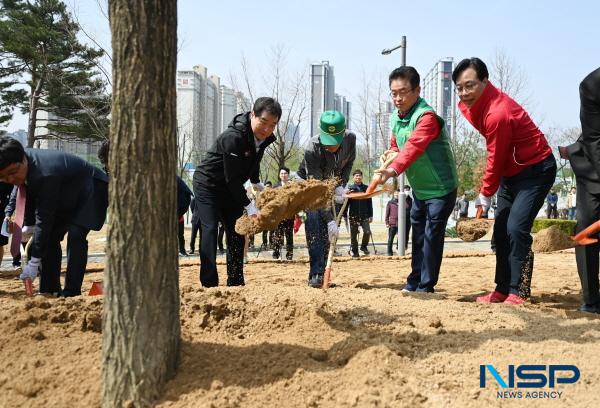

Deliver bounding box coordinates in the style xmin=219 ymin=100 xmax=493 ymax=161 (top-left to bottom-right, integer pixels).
xmin=24 ymin=278 xmax=33 ymax=297
xmin=475 ymin=205 xmax=483 ymax=219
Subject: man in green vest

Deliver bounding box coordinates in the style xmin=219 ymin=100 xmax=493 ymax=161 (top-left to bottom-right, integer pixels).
xmin=374 ymin=66 xmax=458 ymax=293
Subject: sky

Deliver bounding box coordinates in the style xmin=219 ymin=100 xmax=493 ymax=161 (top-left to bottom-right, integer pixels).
xmin=5 ymin=0 xmax=600 ymax=138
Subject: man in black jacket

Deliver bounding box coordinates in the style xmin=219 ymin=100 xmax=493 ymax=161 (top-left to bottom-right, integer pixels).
xmin=562 ymin=67 xmax=600 ymax=313
xmin=0 ymin=137 xmax=108 ymax=296
xmin=193 ymin=97 xmax=281 ymax=287
xmin=346 ymin=169 xmax=373 ymax=257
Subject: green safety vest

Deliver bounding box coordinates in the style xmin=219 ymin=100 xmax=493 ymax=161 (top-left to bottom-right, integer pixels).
xmin=391 ymin=97 xmax=458 ymax=200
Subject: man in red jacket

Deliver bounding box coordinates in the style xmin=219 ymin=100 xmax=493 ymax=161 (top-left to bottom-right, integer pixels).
xmin=453 ymin=58 xmax=556 ymax=305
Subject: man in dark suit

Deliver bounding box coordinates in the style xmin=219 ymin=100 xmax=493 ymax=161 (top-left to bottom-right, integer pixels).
xmin=193 ymin=97 xmax=281 ymax=287
xmin=0 ymin=136 xmax=109 ymax=296
xmin=561 ymin=67 xmax=600 ymax=313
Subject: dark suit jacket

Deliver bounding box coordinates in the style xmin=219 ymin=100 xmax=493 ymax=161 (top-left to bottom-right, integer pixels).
xmin=568 ymin=67 xmax=600 ymax=193
xmin=193 ymin=112 xmax=276 ymax=207
xmin=25 ymin=149 xmax=109 ymax=258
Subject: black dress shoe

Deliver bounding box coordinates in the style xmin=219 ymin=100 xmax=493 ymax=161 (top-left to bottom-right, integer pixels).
xmin=578 ymin=302 xmax=600 ymax=314
xmin=360 ymin=246 xmax=370 ymax=255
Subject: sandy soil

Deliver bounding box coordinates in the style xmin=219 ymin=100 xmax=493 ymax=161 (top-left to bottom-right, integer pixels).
xmin=1 ymin=250 xmax=599 ymax=408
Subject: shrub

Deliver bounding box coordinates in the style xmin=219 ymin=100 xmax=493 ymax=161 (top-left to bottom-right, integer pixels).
xmin=531 ymin=218 xmax=576 ymax=235
xmin=445 ymin=226 xmax=458 ymax=238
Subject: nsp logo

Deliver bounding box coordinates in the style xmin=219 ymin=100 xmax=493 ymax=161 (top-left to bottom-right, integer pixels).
xmin=480 ymin=365 xmax=580 ymax=388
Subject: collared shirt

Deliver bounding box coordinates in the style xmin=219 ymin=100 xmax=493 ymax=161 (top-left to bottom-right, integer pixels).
xmin=459 ymin=82 xmax=552 ymax=197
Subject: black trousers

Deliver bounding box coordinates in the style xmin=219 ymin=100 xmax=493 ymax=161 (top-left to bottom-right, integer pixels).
xmin=39 ymin=222 xmax=90 ymax=296
xmin=575 ymin=180 xmax=600 ymax=305
xmin=194 ymin=184 xmax=245 ymax=287
xmin=178 ymin=219 xmax=185 ymax=252
xmin=218 ymin=222 xmax=225 ymax=251
xmin=273 ymin=218 xmax=294 ymax=257
xmin=350 ymin=217 xmax=371 ymax=254
xmin=190 ymin=220 xmax=201 ymax=251
xmin=494 ymin=155 xmax=556 ymax=296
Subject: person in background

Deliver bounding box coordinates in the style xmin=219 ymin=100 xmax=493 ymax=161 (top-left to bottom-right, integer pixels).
xmin=177 ymin=177 xmax=193 ymax=256
xmin=346 ymin=169 xmax=373 ymax=257
xmin=261 ymin=180 xmax=275 ymax=252
xmin=385 ymin=191 xmax=399 ymax=256
xmin=403 ymin=185 xmax=413 ymax=249
xmin=567 ymin=186 xmax=577 ymax=220
xmin=272 ymin=168 xmax=294 ymax=260
xmin=456 ymin=193 xmax=469 ymax=218
xmin=546 ymin=188 xmax=559 ymax=219
xmin=189 ymin=196 xmax=200 ymax=255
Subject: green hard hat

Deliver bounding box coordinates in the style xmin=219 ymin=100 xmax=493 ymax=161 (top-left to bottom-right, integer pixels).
xmin=319 ymin=110 xmax=346 ymax=146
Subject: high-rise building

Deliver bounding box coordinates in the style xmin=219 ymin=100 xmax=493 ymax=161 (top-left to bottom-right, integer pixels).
xmin=33 ymin=111 xmax=103 ymax=164
xmin=371 ymin=102 xmax=394 ymax=154
xmin=220 ymin=85 xmax=236 ymax=133
xmin=235 ymin=91 xmax=252 ymax=114
xmin=421 ymin=58 xmax=455 ymax=138
xmin=177 ymin=65 xmax=250 ymax=167
xmin=310 ymin=61 xmax=335 ymax=138
xmin=333 ymin=93 xmax=351 ymax=128
xmin=177 ymin=70 xmax=203 ymax=169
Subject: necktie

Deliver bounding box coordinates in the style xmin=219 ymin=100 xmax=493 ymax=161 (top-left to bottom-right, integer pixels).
xmin=10 ymin=185 xmax=26 ymax=258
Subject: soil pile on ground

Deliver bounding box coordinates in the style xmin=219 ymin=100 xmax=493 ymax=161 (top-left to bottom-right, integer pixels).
xmin=236 ymin=179 xmax=335 ymax=235
xmin=533 ymin=225 xmax=576 ymax=253
xmin=2 ymin=253 xmax=600 ymax=407
xmin=456 ymin=218 xmax=492 ymax=242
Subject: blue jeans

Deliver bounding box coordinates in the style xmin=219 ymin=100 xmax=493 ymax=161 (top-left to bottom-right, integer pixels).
xmin=305 ymin=210 xmax=329 ymax=278
xmin=494 ymin=155 xmax=556 ymax=295
xmin=568 ymin=207 xmax=577 ymax=220
xmin=406 ymin=189 xmax=457 ymax=292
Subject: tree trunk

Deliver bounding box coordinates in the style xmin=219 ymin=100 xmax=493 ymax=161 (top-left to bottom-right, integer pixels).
xmin=103 ymin=1 xmax=179 ymax=407
xmin=27 ymin=78 xmax=44 ymax=148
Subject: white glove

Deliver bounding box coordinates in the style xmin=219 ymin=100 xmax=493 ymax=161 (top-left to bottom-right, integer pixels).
xmin=478 ymin=194 xmax=492 ymax=210
xmin=334 ymin=186 xmax=345 ymax=204
xmin=20 ymin=257 xmax=41 ymax=281
xmin=327 ymin=221 xmax=339 ymax=241
xmin=245 ymin=201 xmax=258 ymax=217
xmin=252 ymin=182 xmax=265 ymax=192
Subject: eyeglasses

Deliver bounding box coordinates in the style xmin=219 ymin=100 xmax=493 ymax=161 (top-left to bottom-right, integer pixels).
xmin=389 ymin=89 xmax=414 ymax=99
xmin=454 ymin=81 xmax=480 ymax=95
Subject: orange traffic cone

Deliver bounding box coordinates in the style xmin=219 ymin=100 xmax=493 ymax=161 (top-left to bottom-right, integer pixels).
xmin=88 ymin=281 xmax=104 ymax=296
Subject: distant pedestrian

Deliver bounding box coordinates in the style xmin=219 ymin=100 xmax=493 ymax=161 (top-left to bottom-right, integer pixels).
xmin=546 ymin=189 xmax=558 ymax=219
xmin=567 ymin=186 xmax=577 ymax=220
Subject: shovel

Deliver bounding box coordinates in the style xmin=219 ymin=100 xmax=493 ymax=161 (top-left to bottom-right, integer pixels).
xmin=322 ymin=197 xmax=349 ymax=290
xmin=456 ymin=205 xmax=494 ymax=242
xmin=345 ymin=152 xmax=398 ymax=200
xmin=572 ymin=220 xmax=600 ymax=246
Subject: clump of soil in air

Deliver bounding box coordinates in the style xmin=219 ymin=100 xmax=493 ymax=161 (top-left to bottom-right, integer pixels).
xmin=532 ymin=225 xmax=576 ymax=253
xmin=235 ymin=179 xmax=336 ymax=235
xmin=456 ymin=218 xmax=492 ymax=242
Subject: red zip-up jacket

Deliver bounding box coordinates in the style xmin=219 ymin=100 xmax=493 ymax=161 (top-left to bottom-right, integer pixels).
xmin=459 ymin=82 xmax=552 ymax=197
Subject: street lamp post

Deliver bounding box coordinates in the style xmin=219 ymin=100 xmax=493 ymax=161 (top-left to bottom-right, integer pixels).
xmin=382 ymin=36 xmax=407 ymax=256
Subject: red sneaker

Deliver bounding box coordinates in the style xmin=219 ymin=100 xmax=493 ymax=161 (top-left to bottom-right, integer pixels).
xmin=503 ymin=294 xmax=526 ymax=305
xmin=476 ymin=291 xmax=508 ymax=303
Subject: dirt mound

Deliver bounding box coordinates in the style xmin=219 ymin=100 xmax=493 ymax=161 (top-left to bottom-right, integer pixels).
xmin=236 ymin=179 xmax=335 ymax=235
xmin=532 ymin=225 xmax=576 ymax=253
xmin=456 ymin=218 xmax=492 ymax=242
